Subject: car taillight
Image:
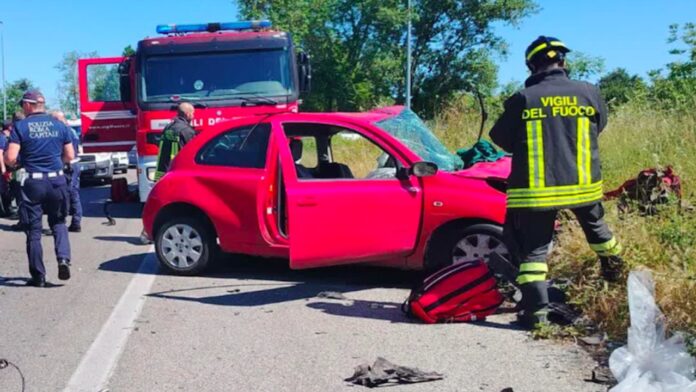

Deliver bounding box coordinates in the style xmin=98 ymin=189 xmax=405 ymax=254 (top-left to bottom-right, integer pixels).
xmin=486 ymin=177 xmax=507 ymax=194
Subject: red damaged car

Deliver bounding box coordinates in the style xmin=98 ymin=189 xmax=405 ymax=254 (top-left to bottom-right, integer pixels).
xmin=142 ymin=106 xmax=510 ymax=275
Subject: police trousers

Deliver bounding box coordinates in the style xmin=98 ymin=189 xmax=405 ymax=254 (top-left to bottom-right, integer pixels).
xmin=503 ymin=202 xmax=620 ymax=311
xmin=67 ymin=165 xmax=82 ymax=226
xmin=21 ymin=175 xmax=71 ymax=279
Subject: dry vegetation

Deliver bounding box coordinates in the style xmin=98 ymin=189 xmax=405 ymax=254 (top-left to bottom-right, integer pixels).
xmin=433 ymin=98 xmax=696 ymax=339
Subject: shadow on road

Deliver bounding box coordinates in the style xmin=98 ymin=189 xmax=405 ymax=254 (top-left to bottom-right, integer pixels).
xmin=94 ymin=236 xmax=145 ymax=245
xmin=98 ymin=252 xmax=519 ymax=329
xmin=99 ymin=253 xmax=152 ymax=274
xmin=0 ymin=276 xmax=65 ymax=288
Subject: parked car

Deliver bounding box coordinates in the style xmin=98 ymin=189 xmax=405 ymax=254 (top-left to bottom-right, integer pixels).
xmin=142 ymin=106 xmax=510 ymax=275
xmin=111 ymin=152 xmax=129 ymax=173
xmin=78 ymin=152 xmax=114 ymax=183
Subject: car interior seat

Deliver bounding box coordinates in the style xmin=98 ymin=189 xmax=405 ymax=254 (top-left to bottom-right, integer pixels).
xmin=289 ymin=139 xmax=314 ymax=179
xmin=316 ymin=162 xmax=354 ymax=179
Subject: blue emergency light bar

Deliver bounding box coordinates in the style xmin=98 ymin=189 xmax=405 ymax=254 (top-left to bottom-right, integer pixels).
xmin=156 ymin=20 xmax=272 ymax=35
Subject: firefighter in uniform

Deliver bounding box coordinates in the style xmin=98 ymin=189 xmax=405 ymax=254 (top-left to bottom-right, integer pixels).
xmin=489 ymin=36 xmax=625 ymax=327
xmin=4 ymin=90 xmax=75 ymax=287
xmin=154 ymin=102 xmax=196 ymax=182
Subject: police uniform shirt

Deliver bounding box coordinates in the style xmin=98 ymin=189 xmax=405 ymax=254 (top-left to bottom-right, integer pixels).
xmin=10 ymin=113 xmax=72 ymax=173
xmin=0 ymin=132 xmax=7 ymax=150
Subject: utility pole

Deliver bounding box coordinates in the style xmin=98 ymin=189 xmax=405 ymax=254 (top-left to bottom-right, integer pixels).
xmin=405 ymin=0 xmax=412 ymax=110
xmin=0 ymin=21 xmax=6 ymax=121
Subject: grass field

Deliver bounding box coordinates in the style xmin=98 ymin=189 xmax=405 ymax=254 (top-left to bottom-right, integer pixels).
xmin=433 ymin=99 xmax=696 ymax=339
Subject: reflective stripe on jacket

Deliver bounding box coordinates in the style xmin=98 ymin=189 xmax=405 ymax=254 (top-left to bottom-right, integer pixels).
xmin=489 ymin=69 xmax=608 ymax=210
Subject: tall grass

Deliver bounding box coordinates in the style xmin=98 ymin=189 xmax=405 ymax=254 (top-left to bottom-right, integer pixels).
xmin=433 ymin=99 xmax=696 ymax=337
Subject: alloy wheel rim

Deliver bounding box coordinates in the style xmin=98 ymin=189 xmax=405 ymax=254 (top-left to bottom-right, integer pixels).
xmin=161 ymin=224 xmax=204 ymax=269
xmin=452 ymin=233 xmax=508 ymax=265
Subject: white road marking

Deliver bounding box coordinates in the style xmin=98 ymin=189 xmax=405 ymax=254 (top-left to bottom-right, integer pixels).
xmin=64 ymin=250 xmax=158 ymax=392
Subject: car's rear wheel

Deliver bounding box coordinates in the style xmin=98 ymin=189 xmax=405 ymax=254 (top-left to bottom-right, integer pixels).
xmin=426 ymin=223 xmax=509 ymax=272
xmin=155 ymin=217 xmax=213 ymax=275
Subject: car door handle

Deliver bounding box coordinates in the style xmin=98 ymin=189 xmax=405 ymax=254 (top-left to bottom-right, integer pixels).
xmin=297 ymin=197 xmax=318 ymax=207
xmin=407 ymin=186 xmax=420 ymax=194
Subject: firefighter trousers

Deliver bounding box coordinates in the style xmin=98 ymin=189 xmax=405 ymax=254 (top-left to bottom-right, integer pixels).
xmin=503 ymin=202 xmax=622 ymax=312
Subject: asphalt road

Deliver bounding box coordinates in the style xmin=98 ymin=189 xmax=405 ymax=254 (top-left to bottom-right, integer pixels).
xmin=0 ymin=172 xmax=606 ymax=392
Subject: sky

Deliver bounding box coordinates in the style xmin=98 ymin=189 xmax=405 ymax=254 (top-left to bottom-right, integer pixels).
xmin=0 ymin=0 xmax=694 ymax=108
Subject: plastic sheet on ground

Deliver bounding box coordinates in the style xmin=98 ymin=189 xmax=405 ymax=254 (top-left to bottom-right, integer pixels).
xmin=609 ymin=270 xmax=696 ymax=392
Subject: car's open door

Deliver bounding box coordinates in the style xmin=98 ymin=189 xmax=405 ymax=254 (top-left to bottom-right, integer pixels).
xmin=78 ymin=57 xmax=136 ymax=153
xmin=277 ymin=121 xmax=423 ymax=269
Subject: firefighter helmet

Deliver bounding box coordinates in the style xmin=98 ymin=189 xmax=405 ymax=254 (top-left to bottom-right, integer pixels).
xmin=525 ymin=36 xmax=571 ymax=68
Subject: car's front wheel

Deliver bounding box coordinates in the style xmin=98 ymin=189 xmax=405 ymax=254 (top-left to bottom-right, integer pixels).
xmin=155 ymin=217 xmax=213 ymax=275
xmin=426 ymin=223 xmax=509 ymax=272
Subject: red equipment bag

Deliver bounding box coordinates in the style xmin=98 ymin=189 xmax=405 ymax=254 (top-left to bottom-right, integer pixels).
xmin=403 ymin=259 xmax=504 ymax=324
xmin=110 ymin=178 xmax=132 ymax=203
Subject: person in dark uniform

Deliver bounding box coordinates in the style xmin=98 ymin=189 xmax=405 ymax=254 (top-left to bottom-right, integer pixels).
xmin=154 ymin=102 xmax=196 ymax=181
xmin=4 ymin=90 xmax=75 ymax=287
xmin=0 ymin=120 xmax=11 ymax=217
xmin=52 ymin=111 xmax=82 ymax=232
xmin=489 ymin=36 xmax=625 ymax=327
xmin=9 ymin=111 xmax=26 ymax=228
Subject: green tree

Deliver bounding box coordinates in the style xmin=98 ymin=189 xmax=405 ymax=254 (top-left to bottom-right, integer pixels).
xmin=598 ymin=68 xmax=647 ymax=108
xmin=123 ymin=45 xmax=136 ymax=57
xmin=0 ymin=78 xmax=37 ymax=119
xmin=565 ymin=51 xmax=605 ymax=81
xmin=55 ymin=50 xmax=98 ymax=116
xmin=239 ymin=0 xmax=537 ymax=117
xmin=648 ymin=23 xmax=696 ymax=110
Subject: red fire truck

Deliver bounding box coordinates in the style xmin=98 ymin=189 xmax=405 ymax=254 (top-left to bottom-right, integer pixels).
xmin=78 ymin=20 xmax=311 ymax=201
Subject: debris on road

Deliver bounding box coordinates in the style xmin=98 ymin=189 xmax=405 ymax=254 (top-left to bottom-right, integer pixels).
xmin=345 ymin=357 xmax=444 ymax=388
xmin=316 ymin=291 xmax=348 ymax=300
xmin=604 ymin=166 xmax=682 ymax=215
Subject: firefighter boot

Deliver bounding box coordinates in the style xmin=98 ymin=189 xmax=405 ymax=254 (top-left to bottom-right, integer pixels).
xmin=600 ymin=255 xmax=625 ymax=282
xmin=516 ymin=281 xmax=550 ymax=329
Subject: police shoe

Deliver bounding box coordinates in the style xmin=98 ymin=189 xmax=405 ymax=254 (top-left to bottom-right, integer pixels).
xmin=25 ymin=276 xmax=46 ymax=288
xmin=58 ymin=259 xmax=71 ymax=281
xmin=68 ymin=224 xmax=81 ymax=233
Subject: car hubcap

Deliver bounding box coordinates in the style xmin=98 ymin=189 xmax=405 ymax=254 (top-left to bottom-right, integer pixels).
xmin=161 ymin=224 xmax=203 ymax=269
xmin=452 ymin=233 xmax=508 ymax=265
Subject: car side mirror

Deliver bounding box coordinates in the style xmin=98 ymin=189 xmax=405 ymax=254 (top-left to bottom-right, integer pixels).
xmin=118 ymin=59 xmax=132 ymax=103
xmin=297 ymin=51 xmax=312 ymax=93
xmin=411 ymin=161 xmax=438 ymax=177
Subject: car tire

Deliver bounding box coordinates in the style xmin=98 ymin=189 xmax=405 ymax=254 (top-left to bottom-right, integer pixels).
xmin=425 ymin=223 xmax=509 ymax=272
xmin=155 ymin=216 xmax=214 ymax=275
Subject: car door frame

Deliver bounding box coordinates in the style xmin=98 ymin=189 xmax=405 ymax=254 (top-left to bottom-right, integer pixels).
xmin=272 ymin=118 xmax=425 ymax=269
xmin=78 ymin=56 xmax=137 ymax=153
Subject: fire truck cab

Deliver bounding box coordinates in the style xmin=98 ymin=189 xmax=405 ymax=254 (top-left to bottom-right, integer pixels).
xmin=78 ymin=20 xmax=311 ymax=201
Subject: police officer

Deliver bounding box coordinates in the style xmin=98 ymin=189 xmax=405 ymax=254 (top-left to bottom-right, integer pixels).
xmin=52 ymin=111 xmax=82 ymax=232
xmin=0 ymin=120 xmax=11 ymax=217
xmin=7 ymin=112 xmax=27 ymax=228
xmin=4 ymin=90 xmax=75 ymax=287
xmin=489 ymin=36 xmax=625 ymax=327
xmin=154 ymin=102 xmax=196 ymax=181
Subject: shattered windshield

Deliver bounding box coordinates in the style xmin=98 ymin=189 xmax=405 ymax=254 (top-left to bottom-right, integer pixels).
xmin=375 ymin=109 xmax=464 ymax=172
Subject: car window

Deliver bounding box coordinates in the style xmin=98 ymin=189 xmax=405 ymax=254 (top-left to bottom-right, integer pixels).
xmin=294 ymin=136 xmax=318 ymax=169
xmin=196 ymin=123 xmax=270 ymax=168
xmin=330 ymin=130 xmax=398 ymax=180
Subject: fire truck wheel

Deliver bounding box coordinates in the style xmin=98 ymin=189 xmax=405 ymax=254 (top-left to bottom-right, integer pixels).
xmin=155 ymin=216 xmax=214 ymax=275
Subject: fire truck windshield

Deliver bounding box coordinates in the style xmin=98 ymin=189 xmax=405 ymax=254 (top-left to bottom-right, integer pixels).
xmin=140 ymin=48 xmax=294 ymax=103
